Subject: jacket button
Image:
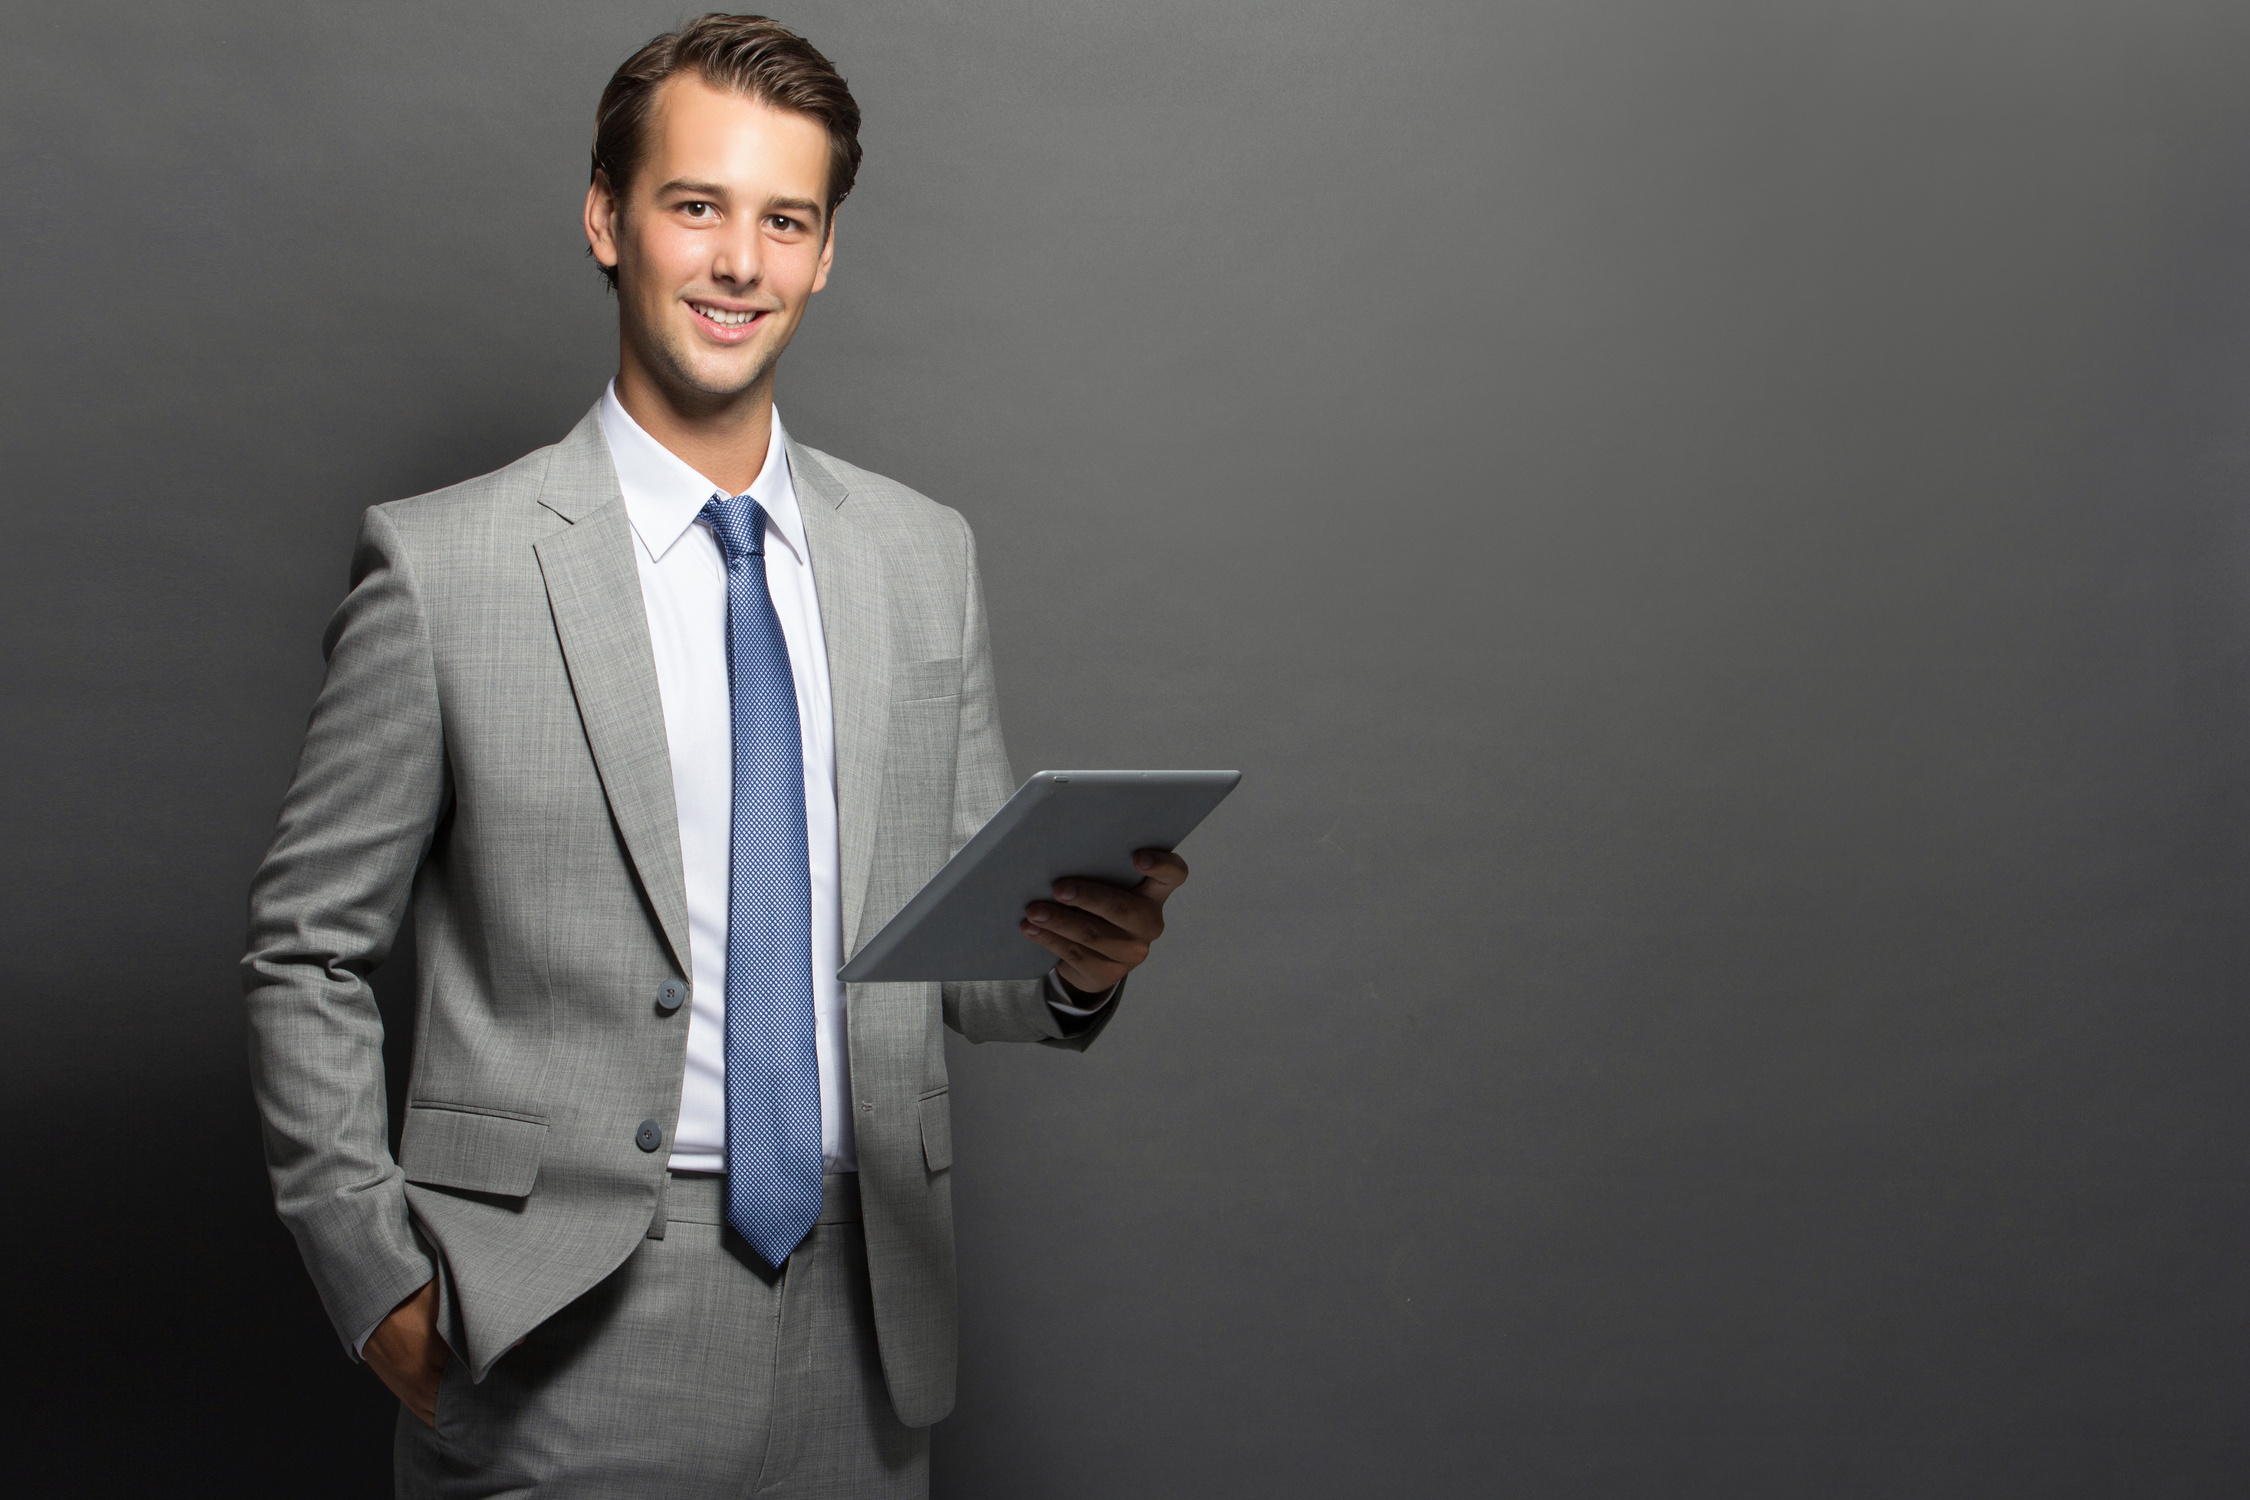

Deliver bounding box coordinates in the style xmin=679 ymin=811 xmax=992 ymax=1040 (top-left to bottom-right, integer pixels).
xmin=635 ymin=1119 xmax=663 ymax=1152
xmin=655 ymin=979 xmax=687 ymax=1014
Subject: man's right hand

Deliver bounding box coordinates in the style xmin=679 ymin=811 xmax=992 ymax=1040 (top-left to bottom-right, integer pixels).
xmin=365 ymin=1279 xmax=447 ymax=1426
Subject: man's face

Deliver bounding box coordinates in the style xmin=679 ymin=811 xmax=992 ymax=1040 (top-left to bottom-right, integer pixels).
xmin=587 ymin=74 xmax=835 ymax=405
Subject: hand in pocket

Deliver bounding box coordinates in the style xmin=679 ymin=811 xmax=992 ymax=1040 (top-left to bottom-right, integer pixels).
xmin=366 ymin=1279 xmax=448 ymax=1426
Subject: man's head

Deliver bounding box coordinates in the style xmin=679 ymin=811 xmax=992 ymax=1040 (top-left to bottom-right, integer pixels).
xmin=585 ymin=14 xmax=862 ymax=410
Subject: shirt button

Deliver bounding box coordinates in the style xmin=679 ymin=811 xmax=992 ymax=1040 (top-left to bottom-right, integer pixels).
xmin=655 ymin=979 xmax=687 ymax=1014
xmin=635 ymin=1119 xmax=663 ymax=1153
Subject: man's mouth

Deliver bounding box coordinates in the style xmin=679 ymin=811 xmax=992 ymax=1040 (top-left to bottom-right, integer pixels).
xmin=688 ymin=300 xmax=768 ymax=331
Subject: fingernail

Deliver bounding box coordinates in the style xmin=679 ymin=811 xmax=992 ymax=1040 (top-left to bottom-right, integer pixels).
xmin=1135 ymin=853 xmax=1153 ymax=869
xmin=1057 ymin=883 xmax=1076 ymax=899
xmin=1029 ymin=909 xmax=1049 ymax=923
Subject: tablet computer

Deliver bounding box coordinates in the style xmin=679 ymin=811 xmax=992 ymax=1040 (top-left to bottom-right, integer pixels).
xmin=838 ymin=769 xmax=1241 ymax=983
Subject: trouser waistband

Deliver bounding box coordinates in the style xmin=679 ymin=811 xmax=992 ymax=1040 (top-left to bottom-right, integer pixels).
xmin=652 ymin=1170 xmax=859 ymax=1239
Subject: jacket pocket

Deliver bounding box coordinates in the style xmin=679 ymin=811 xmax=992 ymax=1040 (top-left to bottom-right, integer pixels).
xmin=892 ymin=656 xmax=962 ymax=703
xmin=399 ymin=1103 xmax=549 ymax=1197
xmin=917 ymin=1088 xmax=953 ymax=1173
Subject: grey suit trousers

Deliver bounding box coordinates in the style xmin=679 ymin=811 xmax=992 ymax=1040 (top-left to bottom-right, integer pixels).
xmin=395 ymin=1174 xmax=925 ymax=1499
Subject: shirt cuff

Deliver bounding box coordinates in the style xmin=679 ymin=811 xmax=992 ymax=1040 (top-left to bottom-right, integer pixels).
xmin=1044 ymin=968 xmax=1120 ymax=1018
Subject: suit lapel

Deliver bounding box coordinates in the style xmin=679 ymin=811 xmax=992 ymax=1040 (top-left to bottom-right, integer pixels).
xmin=790 ymin=440 xmax=890 ymax=957
xmin=533 ymin=407 xmax=693 ymax=978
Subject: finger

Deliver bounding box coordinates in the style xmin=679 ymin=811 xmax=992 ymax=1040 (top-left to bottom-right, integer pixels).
xmin=1026 ymin=904 xmax=1145 ymax=965
xmin=1049 ymin=879 xmax=1162 ymax=937
xmin=1128 ymin=849 xmax=1190 ymax=904
xmin=1019 ymin=920 xmax=1123 ymax=986
xmin=1020 ymin=922 xmax=1123 ymax=991
xmin=1030 ymin=897 xmax=1134 ymax=944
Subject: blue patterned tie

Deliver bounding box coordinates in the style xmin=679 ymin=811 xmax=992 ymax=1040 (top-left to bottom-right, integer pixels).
xmin=700 ymin=491 xmax=823 ymax=1268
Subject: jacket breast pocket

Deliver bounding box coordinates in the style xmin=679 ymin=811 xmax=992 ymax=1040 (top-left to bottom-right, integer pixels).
xmin=892 ymin=657 xmax=962 ymax=703
xmin=399 ymin=1102 xmax=549 ymax=1197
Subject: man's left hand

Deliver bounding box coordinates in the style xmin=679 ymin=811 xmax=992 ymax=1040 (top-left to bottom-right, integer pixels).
xmin=1021 ymin=848 xmax=1190 ymax=998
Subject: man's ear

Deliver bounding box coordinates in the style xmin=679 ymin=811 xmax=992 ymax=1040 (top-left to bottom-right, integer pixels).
xmin=585 ymin=171 xmax=623 ymax=273
xmin=810 ymin=207 xmax=836 ymax=295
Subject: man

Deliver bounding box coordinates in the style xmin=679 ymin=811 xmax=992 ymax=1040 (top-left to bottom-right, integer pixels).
xmin=243 ymin=15 xmax=1188 ymax=1496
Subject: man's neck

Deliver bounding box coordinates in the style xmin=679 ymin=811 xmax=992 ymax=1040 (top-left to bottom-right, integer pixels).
xmin=613 ymin=361 xmax=776 ymax=496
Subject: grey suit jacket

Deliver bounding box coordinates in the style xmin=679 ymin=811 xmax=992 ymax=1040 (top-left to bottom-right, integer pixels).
xmin=243 ymin=404 xmax=1117 ymax=1428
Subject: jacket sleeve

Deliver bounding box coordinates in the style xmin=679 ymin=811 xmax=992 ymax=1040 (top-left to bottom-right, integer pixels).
xmin=243 ymin=504 xmax=448 ymax=1357
xmin=938 ymin=514 xmax=1124 ymax=1051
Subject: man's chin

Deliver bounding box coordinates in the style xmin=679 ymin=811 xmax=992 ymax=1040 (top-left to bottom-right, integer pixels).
xmin=649 ymin=343 xmax=777 ymax=406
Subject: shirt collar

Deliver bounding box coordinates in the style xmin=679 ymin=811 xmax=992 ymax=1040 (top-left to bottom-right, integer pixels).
xmin=597 ymin=379 xmax=807 ymax=567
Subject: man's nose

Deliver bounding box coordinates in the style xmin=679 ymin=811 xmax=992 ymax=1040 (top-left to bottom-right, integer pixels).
xmin=710 ymin=218 xmax=764 ymax=287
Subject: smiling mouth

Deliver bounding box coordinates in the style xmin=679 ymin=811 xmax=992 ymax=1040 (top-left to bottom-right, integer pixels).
xmin=689 ymin=301 xmax=767 ymax=327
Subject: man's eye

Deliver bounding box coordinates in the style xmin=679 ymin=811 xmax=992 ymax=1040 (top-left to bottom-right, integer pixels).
xmin=769 ymin=216 xmax=800 ymax=232
xmin=682 ymin=201 xmax=713 ymax=218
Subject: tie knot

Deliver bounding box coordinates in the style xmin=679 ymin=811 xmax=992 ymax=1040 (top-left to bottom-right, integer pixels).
xmin=700 ymin=492 xmax=768 ymax=564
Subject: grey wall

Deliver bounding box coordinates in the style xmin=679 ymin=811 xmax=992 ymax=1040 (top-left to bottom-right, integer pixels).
xmin=5 ymin=1 xmax=2249 ymax=1494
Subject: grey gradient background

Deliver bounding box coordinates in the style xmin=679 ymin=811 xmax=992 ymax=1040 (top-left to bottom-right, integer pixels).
xmin=5 ymin=1 xmax=2250 ymax=1494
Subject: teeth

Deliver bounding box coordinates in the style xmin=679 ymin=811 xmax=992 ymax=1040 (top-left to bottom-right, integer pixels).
xmin=696 ymin=304 xmax=757 ymax=326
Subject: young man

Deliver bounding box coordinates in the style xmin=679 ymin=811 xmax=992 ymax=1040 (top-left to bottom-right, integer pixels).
xmin=243 ymin=15 xmax=1187 ymax=1496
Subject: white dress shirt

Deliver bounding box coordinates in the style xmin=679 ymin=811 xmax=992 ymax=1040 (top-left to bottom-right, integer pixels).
xmin=598 ymin=385 xmax=1109 ymax=1177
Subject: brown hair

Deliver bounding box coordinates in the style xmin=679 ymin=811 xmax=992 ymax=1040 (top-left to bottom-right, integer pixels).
xmin=590 ymin=13 xmax=863 ymax=289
